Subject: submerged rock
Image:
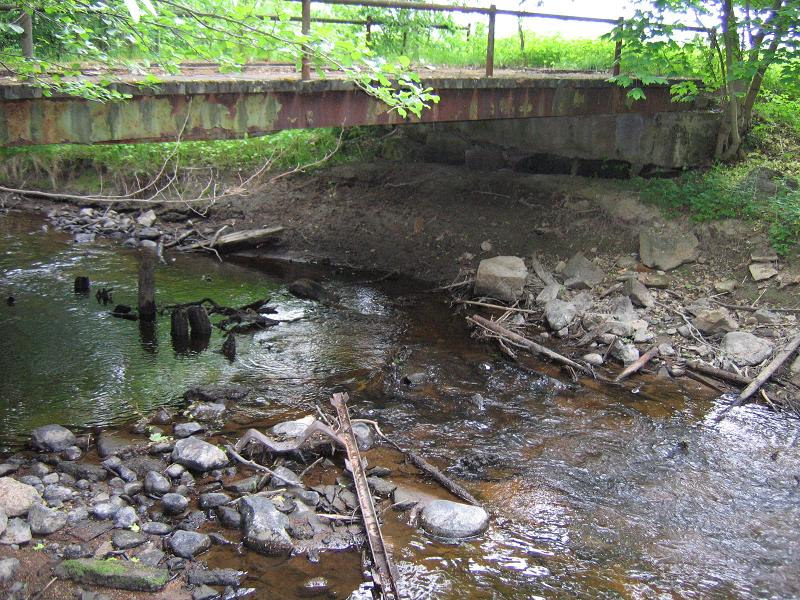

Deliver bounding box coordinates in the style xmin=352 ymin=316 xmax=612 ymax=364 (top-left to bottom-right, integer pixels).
xmin=184 ymin=384 xmax=250 ymax=405
xmin=55 ymin=558 xmax=169 ymax=592
xmin=420 ymin=500 xmax=489 ymax=539
xmin=171 ymin=437 xmax=228 ymax=472
xmin=473 ymin=256 xmax=528 ymax=302
xmin=31 ymin=424 xmax=76 ymax=452
xmin=239 ymin=495 xmax=293 ymax=555
xmin=288 ymin=278 xmax=339 ymax=304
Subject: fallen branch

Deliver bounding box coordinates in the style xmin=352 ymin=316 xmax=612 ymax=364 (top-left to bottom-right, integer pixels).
xmin=331 ymin=393 xmax=401 ymax=600
xmin=715 ymin=333 xmax=800 ymax=422
xmin=530 ymin=254 xmax=557 ymax=286
xmin=180 ymin=226 xmax=284 ymax=252
xmin=614 ymin=346 xmax=659 ymax=383
xmin=713 ymin=300 xmax=800 ymax=314
xmin=224 ymin=444 xmax=306 ymax=488
xmin=456 ymin=299 xmax=540 ymax=315
xmin=468 ymin=314 xmax=609 ymax=381
xmin=687 ymin=360 xmax=752 ymax=387
xmin=683 ymin=369 xmax=727 ymax=393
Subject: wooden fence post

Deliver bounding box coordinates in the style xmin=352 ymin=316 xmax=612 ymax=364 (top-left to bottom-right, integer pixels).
xmin=612 ymin=17 xmax=623 ymax=76
xmin=301 ymin=0 xmax=311 ymax=81
xmin=486 ymin=4 xmax=496 ymax=77
xmin=21 ymin=11 xmax=33 ymax=59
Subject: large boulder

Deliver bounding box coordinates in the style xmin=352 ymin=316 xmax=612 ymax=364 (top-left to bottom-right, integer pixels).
xmin=639 ymin=229 xmax=700 ymax=271
xmin=562 ymin=253 xmax=604 ymax=289
xmin=239 ymin=495 xmax=293 ymax=555
xmin=722 ymin=332 xmax=773 ymax=366
xmin=0 ymin=477 xmax=42 ymax=517
xmin=420 ymin=500 xmax=489 ymax=539
xmin=544 ymin=299 xmax=577 ymax=331
xmin=474 ymin=256 xmax=528 ymax=302
xmin=171 ymin=437 xmax=228 ymax=472
xmin=30 ymin=424 xmax=76 ymax=452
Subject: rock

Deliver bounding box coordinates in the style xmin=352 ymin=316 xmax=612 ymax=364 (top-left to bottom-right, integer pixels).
xmin=287 ymin=279 xmax=339 ymax=304
xmin=187 ymin=568 xmax=245 ymax=586
xmin=74 ymin=233 xmax=96 ymax=244
xmin=198 ymin=492 xmax=231 ymax=510
xmin=0 ymin=558 xmax=20 ymax=582
xmin=480 ymin=240 xmax=493 ymax=253
xmin=0 ymin=518 xmax=31 ymax=545
xmin=298 ymin=577 xmax=331 ymax=597
xmin=721 ymin=332 xmax=774 ymax=366
xmin=54 ymin=558 xmax=169 ymax=592
xmin=92 ymin=502 xmax=120 ymax=521
xmin=173 ymin=422 xmax=205 ymax=438
xmin=473 ymin=256 xmax=528 ymax=302
xmin=144 ymin=471 xmax=171 ymax=496
xmin=28 ymin=503 xmax=67 ymax=535
xmin=610 ymin=339 xmax=640 ymax=365
xmin=168 ymin=530 xmax=211 ymax=559
xmin=96 ymin=432 xmax=137 ymax=458
xmin=192 ymin=585 xmax=218 ymax=600
xmin=633 ymin=329 xmax=655 ymax=343
xmin=637 ymin=272 xmax=670 ymax=289
xmin=692 ymin=307 xmax=738 ymax=334
xmin=31 ymin=424 xmax=77 ymax=452
xmin=137 ymin=227 xmax=161 ymax=240
xmin=112 ymin=530 xmax=147 ymax=550
xmin=367 ymin=477 xmax=396 ymax=497
xmin=535 ymin=282 xmax=563 ymax=305
xmin=714 ymin=279 xmax=738 ymax=293
xmin=582 ymin=353 xmax=604 ymax=366
xmin=658 ymin=343 xmax=676 ymax=357
xmin=562 ymin=253 xmax=604 ymax=288
xmin=271 ymin=416 xmax=315 ymax=438
xmin=623 ymin=278 xmax=654 ymax=308
xmin=0 ymin=477 xmax=42 ymax=516
xmin=216 ymin=506 xmax=242 ymax=529
xmin=161 ymin=493 xmax=189 ymax=515
xmin=171 ymin=437 xmax=228 ymax=472
xmin=753 ymin=308 xmax=779 ymax=325
xmin=136 ymin=548 xmax=166 ymax=568
xmin=142 ymin=521 xmax=172 ymax=535
xmin=0 ymin=509 xmax=6 ymax=536
xmin=391 ymin=487 xmax=420 ymax=511
xmin=749 ymin=263 xmax=778 ymax=281
xmin=184 ymin=384 xmax=250 ymax=405
xmin=188 ymin=403 xmax=226 ymax=421
xmin=137 ymin=210 xmax=157 ymax=227
xmin=114 ymin=506 xmax=138 ymax=529
xmin=639 ymin=229 xmax=700 ymax=271
xmin=239 ymin=495 xmax=293 ymax=555
xmin=63 ymin=446 xmax=82 ymax=461
xmin=420 ymin=500 xmax=489 ymax=539
xmin=352 ymin=423 xmax=375 ymax=452
xmin=165 ymin=464 xmax=185 ymax=479
xmin=544 ymin=299 xmax=577 ymax=331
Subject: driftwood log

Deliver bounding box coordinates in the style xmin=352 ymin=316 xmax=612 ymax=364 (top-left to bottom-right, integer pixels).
xmin=614 ymin=346 xmax=659 ymax=383
xmin=181 ymin=227 xmax=284 ymax=252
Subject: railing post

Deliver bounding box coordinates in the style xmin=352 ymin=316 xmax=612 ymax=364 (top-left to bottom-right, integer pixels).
xmin=21 ymin=11 xmax=33 ymax=59
xmin=612 ymin=17 xmax=623 ymax=76
xmin=301 ymin=0 xmax=311 ymax=81
xmin=365 ymin=15 xmax=372 ymax=45
xmin=486 ymin=4 xmax=495 ymax=77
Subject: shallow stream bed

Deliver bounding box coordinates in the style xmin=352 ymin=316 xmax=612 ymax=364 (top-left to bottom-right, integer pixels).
xmin=1 ymin=211 xmax=799 ymax=599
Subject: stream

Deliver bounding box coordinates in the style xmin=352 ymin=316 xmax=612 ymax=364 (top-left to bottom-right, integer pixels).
xmin=1 ymin=210 xmax=799 ymax=599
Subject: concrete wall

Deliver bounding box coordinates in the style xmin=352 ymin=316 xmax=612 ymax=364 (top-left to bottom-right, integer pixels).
xmin=394 ymin=110 xmax=720 ymax=174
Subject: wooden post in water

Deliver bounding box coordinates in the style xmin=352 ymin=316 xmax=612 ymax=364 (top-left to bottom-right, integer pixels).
xmin=301 ymin=0 xmax=311 ymax=81
xmin=486 ymin=5 xmax=496 ymax=77
xmin=137 ymin=247 xmax=157 ymax=322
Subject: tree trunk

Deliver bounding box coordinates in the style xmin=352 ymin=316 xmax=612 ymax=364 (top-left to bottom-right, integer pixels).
xmin=518 ymin=18 xmax=524 ymax=52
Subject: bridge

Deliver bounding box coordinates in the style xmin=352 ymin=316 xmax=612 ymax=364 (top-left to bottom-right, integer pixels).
xmin=0 ymin=0 xmax=711 ymax=154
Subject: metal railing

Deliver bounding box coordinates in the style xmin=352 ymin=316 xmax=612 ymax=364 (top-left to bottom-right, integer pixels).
xmin=291 ymin=0 xmax=709 ymax=79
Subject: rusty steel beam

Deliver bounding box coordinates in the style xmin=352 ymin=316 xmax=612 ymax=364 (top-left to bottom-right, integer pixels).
xmin=0 ymin=75 xmax=693 ymax=146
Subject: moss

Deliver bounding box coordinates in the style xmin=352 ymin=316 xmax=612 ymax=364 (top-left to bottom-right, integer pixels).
xmin=55 ymin=559 xmax=169 ymax=592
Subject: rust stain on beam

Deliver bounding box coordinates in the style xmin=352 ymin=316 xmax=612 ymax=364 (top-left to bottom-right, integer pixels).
xmin=0 ymin=77 xmax=691 ymax=146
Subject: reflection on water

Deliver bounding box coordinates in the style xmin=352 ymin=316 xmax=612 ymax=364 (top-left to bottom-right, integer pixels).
xmin=2 ymin=210 xmax=800 ymax=599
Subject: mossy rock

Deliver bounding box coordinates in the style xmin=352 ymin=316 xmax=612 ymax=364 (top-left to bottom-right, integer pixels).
xmin=54 ymin=558 xmax=169 ymax=592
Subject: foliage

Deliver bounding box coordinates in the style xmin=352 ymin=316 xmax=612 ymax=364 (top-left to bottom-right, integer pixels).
xmin=0 ymin=0 xmax=438 ymax=116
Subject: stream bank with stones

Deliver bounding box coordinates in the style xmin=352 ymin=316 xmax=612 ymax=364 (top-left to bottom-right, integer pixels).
xmin=1 ymin=210 xmax=800 ymax=599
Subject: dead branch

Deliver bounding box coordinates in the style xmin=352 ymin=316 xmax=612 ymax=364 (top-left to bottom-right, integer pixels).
xmin=687 ymin=360 xmax=752 ymax=387
xmin=713 ymin=300 xmax=800 ymax=314
xmin=456 ymin=299 xmax=540 ymax=315
xmin=530 ymin=254 xmax=557 ymax=286
xmin=614 ymin=346 xmax=659 ymax=383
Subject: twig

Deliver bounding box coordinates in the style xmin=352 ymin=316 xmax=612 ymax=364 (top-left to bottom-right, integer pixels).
xmin=456 ymin=299 xmax=540 ymax=315
xmin=224 ymin=444 xmax=301 ymax=487
xmin=432 ymin=278 xmax=475 ymax=291
xmin=713 ymin=300 xmax=800 ymax=314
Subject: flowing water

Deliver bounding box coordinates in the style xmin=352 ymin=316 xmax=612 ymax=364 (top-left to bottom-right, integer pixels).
xmin=1 ymin=210 xmax=799 ymax=599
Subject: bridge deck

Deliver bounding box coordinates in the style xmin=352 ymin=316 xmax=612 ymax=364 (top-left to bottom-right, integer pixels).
xmin=0 ymin=65 xmax=691 ymax=146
